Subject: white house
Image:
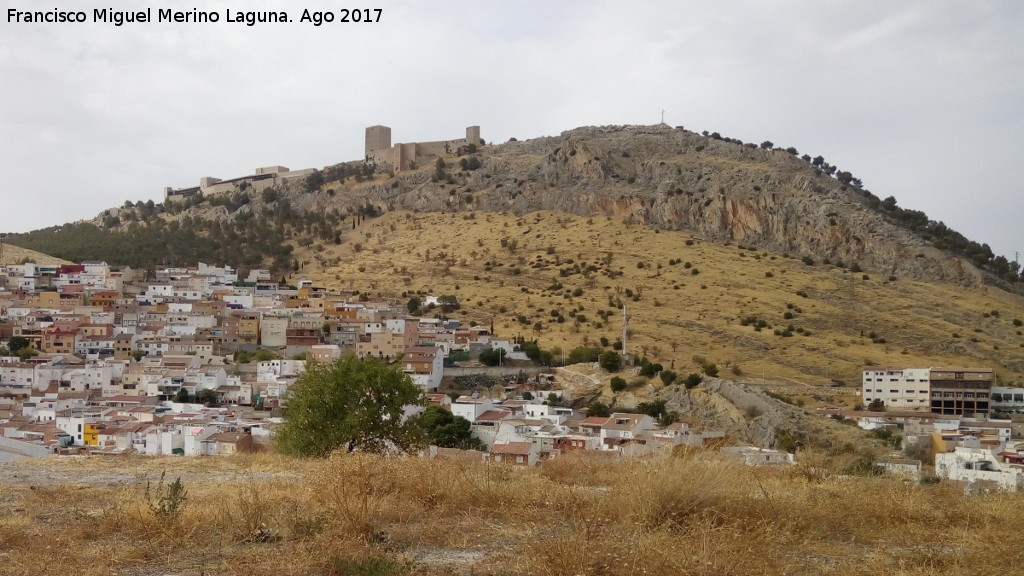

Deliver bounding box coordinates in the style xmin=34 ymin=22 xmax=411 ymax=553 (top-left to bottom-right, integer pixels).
xmin=935 ymin=446 xmax=1024 ymax=491
xmin=451 ymin=395 xmax=494 ymax=423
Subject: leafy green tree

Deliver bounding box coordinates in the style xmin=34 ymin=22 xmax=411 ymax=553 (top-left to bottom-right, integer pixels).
xmin=173 ymin=389 xmax=191 ymax=403
xmin=303 ymin=171 xmax=325 ymax=193
xmin=479 ymin=347 xmax=507 ymax=366
xmin=17 ymin=348 xmax=39 ymax=361
xmin=659 ymin=370 xmax=678 ymax=386
xmin=438 ymin=295 xmax=459 ymax=313
xmin=867 ymin=399 xmax=886 ymax=412
xmin=683 ymin=373 xmax=703 ymax=389
xmin=432 ymin=158 xmax=447 ymax=182
xmin=275 ymin=354 xmax=426 ymax=457
xmin=195 ymin=389 xmax=218 ymax=407
xmin=407 ymin=296 xmax=421 ymax=314
xmin=6 ymin=336 xmax=29 ymax=353
xmin=569 ymin=346 xmax=601 ymax=364
xmin=130 ymin=350 xmax=146 ymax=362
xmin=638 ymin=357 xmax=663 ymax=377
xmin=609 ymin=376 xmax=627 ymax=392
xmin=588 ymin=401 xmax=611 ymax=417
xmin=417 ymin=406 xmax=482 ymax=450
xmin=598 ymin=349 xmax=621 ymax=372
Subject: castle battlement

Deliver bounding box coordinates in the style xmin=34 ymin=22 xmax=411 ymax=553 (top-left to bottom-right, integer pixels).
xmin=366 ymin=125 xmax=481 ymax=171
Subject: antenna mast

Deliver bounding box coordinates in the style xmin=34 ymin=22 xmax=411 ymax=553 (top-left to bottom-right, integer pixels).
xmin=621 ymin=305 xmax=628 ymax=359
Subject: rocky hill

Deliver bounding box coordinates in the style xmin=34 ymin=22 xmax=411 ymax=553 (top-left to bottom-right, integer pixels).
xmin=14 ymin=123 xmax=1012 ymax=288
xmin=315 ymin=124 xmax=987 ymax=286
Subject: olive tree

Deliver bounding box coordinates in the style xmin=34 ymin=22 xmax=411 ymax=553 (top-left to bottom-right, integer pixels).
xmin=275 ymin=354 xmax=426 ymax=457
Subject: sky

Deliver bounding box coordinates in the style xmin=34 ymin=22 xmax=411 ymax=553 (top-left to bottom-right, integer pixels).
xmin=1 ymin=0 xmax=1021 ymax=261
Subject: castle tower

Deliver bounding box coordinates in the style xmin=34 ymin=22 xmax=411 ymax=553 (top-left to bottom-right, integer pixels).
xmin=365 ymin=125 xmax=392 ymax=156
xmin=465 ymin=125 xmax=481 ymax=146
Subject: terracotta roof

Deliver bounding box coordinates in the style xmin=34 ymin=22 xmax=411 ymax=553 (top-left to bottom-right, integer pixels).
xmin=490 ymin=441 xmax=533 ymax=455
xmin=474 ymin=410 xmax=510 ymax=423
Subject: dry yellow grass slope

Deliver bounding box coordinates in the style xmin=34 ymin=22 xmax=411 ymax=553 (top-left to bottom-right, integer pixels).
xmin=0 ymin=242 xmax=71 ymax=266
xmin=292 ymin=210 xmax=1024 ymax=401
xmin=1 ymin=451 xmax=1021 ymax=576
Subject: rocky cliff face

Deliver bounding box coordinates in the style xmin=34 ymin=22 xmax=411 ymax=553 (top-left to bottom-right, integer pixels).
xmin=328 ymin=124 xmax=979 ymax=285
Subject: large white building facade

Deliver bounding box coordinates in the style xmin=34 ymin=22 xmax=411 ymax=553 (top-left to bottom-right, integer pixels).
xmin=862 ymin=367 xmax=993 ymax=416
xmin=862 ymin=367 xmax=932 ymax=409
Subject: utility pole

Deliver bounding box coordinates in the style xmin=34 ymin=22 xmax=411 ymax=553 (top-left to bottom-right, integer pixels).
xmin=621 ymin=305 xmax=628 ymax=361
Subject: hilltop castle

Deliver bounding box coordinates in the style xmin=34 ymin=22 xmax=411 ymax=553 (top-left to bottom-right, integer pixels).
xmin=163 ymin=124 xmax=482 ymax=200
xmin=365 ymin=125 xmax=482 ymax=171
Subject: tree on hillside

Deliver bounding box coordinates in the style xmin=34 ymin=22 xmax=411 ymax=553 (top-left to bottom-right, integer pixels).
xmin=275 ymin=354 xmax=426 ymax=457
xmin=417 ymin=406 xmax=482 ymax=450
xmin=599 ymin=349 xmax=621 ymax=372
xmin=407 ymin=296 xmax=421 ymax=314
xmin=701 ymin=362 xmax=719 ymax=378
xmin=438 ymin=295 xmax=459 ymax=313
xmin=683 ymin=373 xmax=703 ymax=389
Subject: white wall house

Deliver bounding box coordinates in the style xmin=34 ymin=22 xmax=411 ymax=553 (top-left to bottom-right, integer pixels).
xmin=935 ymin=446 xmax=1024 ymax=491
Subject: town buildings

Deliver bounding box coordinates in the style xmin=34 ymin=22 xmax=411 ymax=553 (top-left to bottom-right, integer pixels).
xmin=0 ymin=261 xmax=461 ymax=459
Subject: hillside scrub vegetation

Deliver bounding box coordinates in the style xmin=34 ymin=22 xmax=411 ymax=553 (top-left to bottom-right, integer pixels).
xmin=1 ymin=451 xmax=1021 ymax=575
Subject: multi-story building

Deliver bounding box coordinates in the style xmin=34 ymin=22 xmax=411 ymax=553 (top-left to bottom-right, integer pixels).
xmin=862 ymin=367 xmax=993 ymax=416
xmin=862 ymin=367 xmax=931 ymax=409
xmin=929 ymin=368 xmax=993 ymax=416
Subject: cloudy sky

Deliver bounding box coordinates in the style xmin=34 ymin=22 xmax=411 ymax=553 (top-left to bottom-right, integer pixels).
xmin=2 ymin=0 xmax=1021 ymax=261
